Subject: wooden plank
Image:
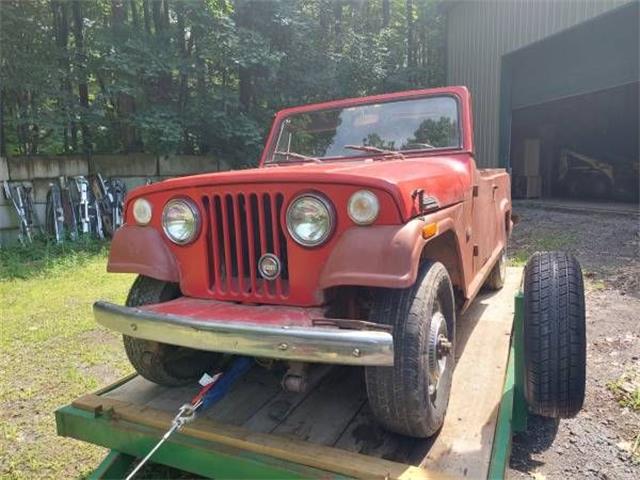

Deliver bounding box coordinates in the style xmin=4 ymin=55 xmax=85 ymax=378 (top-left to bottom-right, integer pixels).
xmin=137 ymin=367 xmax=282 ymax=426
xmin=244 ymin=364 xmax=333 ymax=433
xmin=72 ymin=394 xmax=445 ymax=480
xmin=143 ymin=382 xmax=200 ymax=411
xmin=272 ymin=367 xmax=367 ymax=446
xmin=334 ymin=403 xmax=433 ymax=465
xmin=422 ymin=267 xmax=521 ymax=478
xmin=103 ymin=375 xmax=169 ymax=405
xmin=204 ymin=368 xmax=281 ymax=425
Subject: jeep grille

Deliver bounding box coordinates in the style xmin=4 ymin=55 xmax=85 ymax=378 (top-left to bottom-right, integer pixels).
xmin=203 ymin=192 xmax=289 ymax=300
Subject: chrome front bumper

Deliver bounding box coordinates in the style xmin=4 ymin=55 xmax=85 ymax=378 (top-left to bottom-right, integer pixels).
xmin=94 ymin=301 xmax=394 ymax=366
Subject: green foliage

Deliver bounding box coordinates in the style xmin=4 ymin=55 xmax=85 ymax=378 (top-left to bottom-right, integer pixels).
xmin=607 ymin=370 xmax=640 ymax=412
xmin=0 ymin=0 xmax=447 ymax=167
xmin=406 ymin=117 xmax=458 ymax=148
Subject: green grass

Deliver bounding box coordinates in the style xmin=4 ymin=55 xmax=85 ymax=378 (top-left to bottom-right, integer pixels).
xmin=0 ymin=237 xmax=111 ymax=281
xmin=607 ymin=370 xmax=640 ymax=412
xmin=508 ymin=231 xmax=578 ymax=267
xmin=0 ymin=242 xmax=135 ymax=479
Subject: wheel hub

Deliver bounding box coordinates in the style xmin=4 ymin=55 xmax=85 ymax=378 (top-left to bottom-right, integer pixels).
xmin=427 ymin=311 xmax=451 ymax=399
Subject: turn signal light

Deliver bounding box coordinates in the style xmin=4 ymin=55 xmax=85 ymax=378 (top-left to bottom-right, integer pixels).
xmin=421 ymin=223 xmax=438 ymax=239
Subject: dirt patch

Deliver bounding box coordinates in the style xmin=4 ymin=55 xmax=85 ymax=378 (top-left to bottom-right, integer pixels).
xmin=509 ymin=204 xmax=639 ymax=295
xmin=507 ymin=205 xmax=640 ymax=479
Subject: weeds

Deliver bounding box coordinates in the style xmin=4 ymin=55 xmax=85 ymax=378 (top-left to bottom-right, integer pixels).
xmin=508 ymin=231 xmax=578 ymax=267
xmin=0 ymin=237 xmax=109 ymax=280
xmin=509 ymin=232 xmax=577 ymax=267
xmin=607 ymin=370 xmax=640 ymax=412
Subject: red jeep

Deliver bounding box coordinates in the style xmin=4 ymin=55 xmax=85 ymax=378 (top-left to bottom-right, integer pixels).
xmin=96 ymin=86 xmax=512 ymax=437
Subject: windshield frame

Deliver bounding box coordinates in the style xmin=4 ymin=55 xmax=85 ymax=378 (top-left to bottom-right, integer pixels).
xmin=262 ymin=91 xmax=466 ymax=165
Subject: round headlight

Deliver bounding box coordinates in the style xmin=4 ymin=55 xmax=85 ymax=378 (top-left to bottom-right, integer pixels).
xmin=132 ymin=198 xmax=152 ymax=225
xmin=286 ymin=194 xmax=334 ymax=247
xmin=162 ymin=199 xmax=200 ymax=245
xmin=348 ymin=190 xmax=379 ymax=225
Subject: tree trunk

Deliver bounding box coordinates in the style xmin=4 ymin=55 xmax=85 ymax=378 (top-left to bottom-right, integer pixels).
xmin=151 ymin=0 xmax=163 ymax=33
xmin=176 ymin=2 xmax=192 ymax=154
xmin=0 ymin=88 xmax=6 ymax=157
xmin=142 ymin=0 xmax=151 ymax=34
xmin=72 ymin=0 xmax=91 ymax=155
xmin=15 ymin=94 xmax=25 ymax=156
xmin=51 ymin=0 xmax=74 ymax=153
xmin=406 ymin=0 xmax=416 ymax=81
xmin=162 ymin=0 xmax=170 ymax=30
xmin=130 ymin=0 xmax=139 ymax=29
xmin=111 ymin=0 xmax=126 ymax=26
xmin=235 ymin=1 xmax=253 ymax=112
xmin=111 ymin=0 xmax=139 ymax=152
xmin=195 ymin=34 xmax=208 ymax=154
xmin=29 ymin=91 xmax=40 ymax=155
xmin=334 ymin=1 xmax=342 ymax=48
xmin=382 ymin=0 xmax=390 ymax=28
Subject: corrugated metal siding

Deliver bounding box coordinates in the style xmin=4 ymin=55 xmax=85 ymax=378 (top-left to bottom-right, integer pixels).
xmin=446 ymin=0 xmax=631 ymax=167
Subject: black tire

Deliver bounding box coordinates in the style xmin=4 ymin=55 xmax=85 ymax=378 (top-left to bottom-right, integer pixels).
xmin=523 ymin=252 xmax=586 ymax=418
xmin=365 ymin=261 xmax=456 ymax=437
xmin=123 ymin=275 xmax=223 ymax=386
xmin=485 ymin=249 xmax=507 ymax=290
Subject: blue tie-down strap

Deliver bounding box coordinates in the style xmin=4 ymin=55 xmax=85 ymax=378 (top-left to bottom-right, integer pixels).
xmin=200 ymin=356 xmax=254 ymax=410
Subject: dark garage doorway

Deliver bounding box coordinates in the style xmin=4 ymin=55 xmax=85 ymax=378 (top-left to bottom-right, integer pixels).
xmin=510 ymin=82 xmax=639 ymax=202
xmin=500 ymin=2 xmax=639 ymax=203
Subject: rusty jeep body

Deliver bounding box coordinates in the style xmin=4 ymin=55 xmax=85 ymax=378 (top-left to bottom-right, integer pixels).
xmin=95 ymin=86 xmax=512 ymax=437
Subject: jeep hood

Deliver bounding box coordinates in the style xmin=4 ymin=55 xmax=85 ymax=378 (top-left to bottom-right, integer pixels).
xmin=129 ymin=155 xmax=473 ymax=221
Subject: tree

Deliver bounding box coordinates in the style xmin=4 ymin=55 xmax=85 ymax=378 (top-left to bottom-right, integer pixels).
xmin=0 ymin=0 xmax=447 ymax=165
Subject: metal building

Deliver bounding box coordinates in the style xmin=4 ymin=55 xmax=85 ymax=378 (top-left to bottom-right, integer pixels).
xmin=446 ymin=0 xmax=639 ymax=202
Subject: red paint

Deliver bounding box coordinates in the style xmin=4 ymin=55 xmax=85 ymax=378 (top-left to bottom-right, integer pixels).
xmin=140 ymin=296 xmax=323 ymax=327
xmin=108 ymin=86 xmax=511 ymax=310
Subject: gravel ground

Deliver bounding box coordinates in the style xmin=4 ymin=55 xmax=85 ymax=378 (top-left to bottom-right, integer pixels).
xmin=506 ymin=204 xmax=640 ymax=480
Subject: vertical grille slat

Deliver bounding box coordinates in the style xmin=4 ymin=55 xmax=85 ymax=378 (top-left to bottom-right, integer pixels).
xmin=204 ymin=190 xmax=289 ymax=300
xmin=211 ymin=196 xmax=224 ymax=292
xmin=231 ymin=195 xmax=245 ymax=294
xmin=220 ymin=194 xmax=233 ymax=293
xmin=276 ymin=194 xmax=289 ymax=294
xmin=256 ymin=194 xmax=269 ymax=297
xmin=268 ymin=194 xmax=282 ymax=296
xmin=245 ymin=194 xmax=259 ymax=297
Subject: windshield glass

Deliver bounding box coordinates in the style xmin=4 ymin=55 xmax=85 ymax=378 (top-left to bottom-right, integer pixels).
xmin=268 ymin=96 xmax=460 ymax=163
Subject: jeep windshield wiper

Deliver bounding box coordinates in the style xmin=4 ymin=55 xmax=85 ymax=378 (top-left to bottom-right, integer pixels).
xmin=344 ymin=145 xmax=405 ymax=159
xmin=272 ymin=151 xmax=322 ymax=163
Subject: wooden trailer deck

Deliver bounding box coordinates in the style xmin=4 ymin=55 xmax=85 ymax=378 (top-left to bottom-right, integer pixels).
xmin=56 ymin=267 xmax=524 ymax=479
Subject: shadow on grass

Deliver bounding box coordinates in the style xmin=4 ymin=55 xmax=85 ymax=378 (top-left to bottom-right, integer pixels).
xmin=0 ymin=237 xmax=110 ymax=280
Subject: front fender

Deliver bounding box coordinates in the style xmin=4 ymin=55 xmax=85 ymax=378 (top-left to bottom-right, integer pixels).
xmin=319 ymin=205 xmax=462 ymax=290
xmin=108 ymin=225 xmax=180 ymax=283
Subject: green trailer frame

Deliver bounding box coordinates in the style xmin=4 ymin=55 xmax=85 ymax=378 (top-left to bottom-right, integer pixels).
xmin=56 ymin=293 xmax=529 ymax=480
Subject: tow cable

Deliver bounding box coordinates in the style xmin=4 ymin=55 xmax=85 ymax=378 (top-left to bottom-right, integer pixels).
xmin=125 ymin=356 xmax=254 ymax=480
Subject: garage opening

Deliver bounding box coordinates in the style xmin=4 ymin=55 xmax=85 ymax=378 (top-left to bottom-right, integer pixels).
xmin=501 ymin=2 xmax=639 ymax=203
xmin=510 ymin=82 xmax=639 ymax=202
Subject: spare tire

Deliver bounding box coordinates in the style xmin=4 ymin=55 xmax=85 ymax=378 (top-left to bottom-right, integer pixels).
xmin=523 ymin=252 xmax=586 ymax=418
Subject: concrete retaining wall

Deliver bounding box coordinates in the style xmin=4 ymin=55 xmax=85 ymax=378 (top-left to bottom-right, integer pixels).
xmin=0 ymin=154 xmax=229 ymax=245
